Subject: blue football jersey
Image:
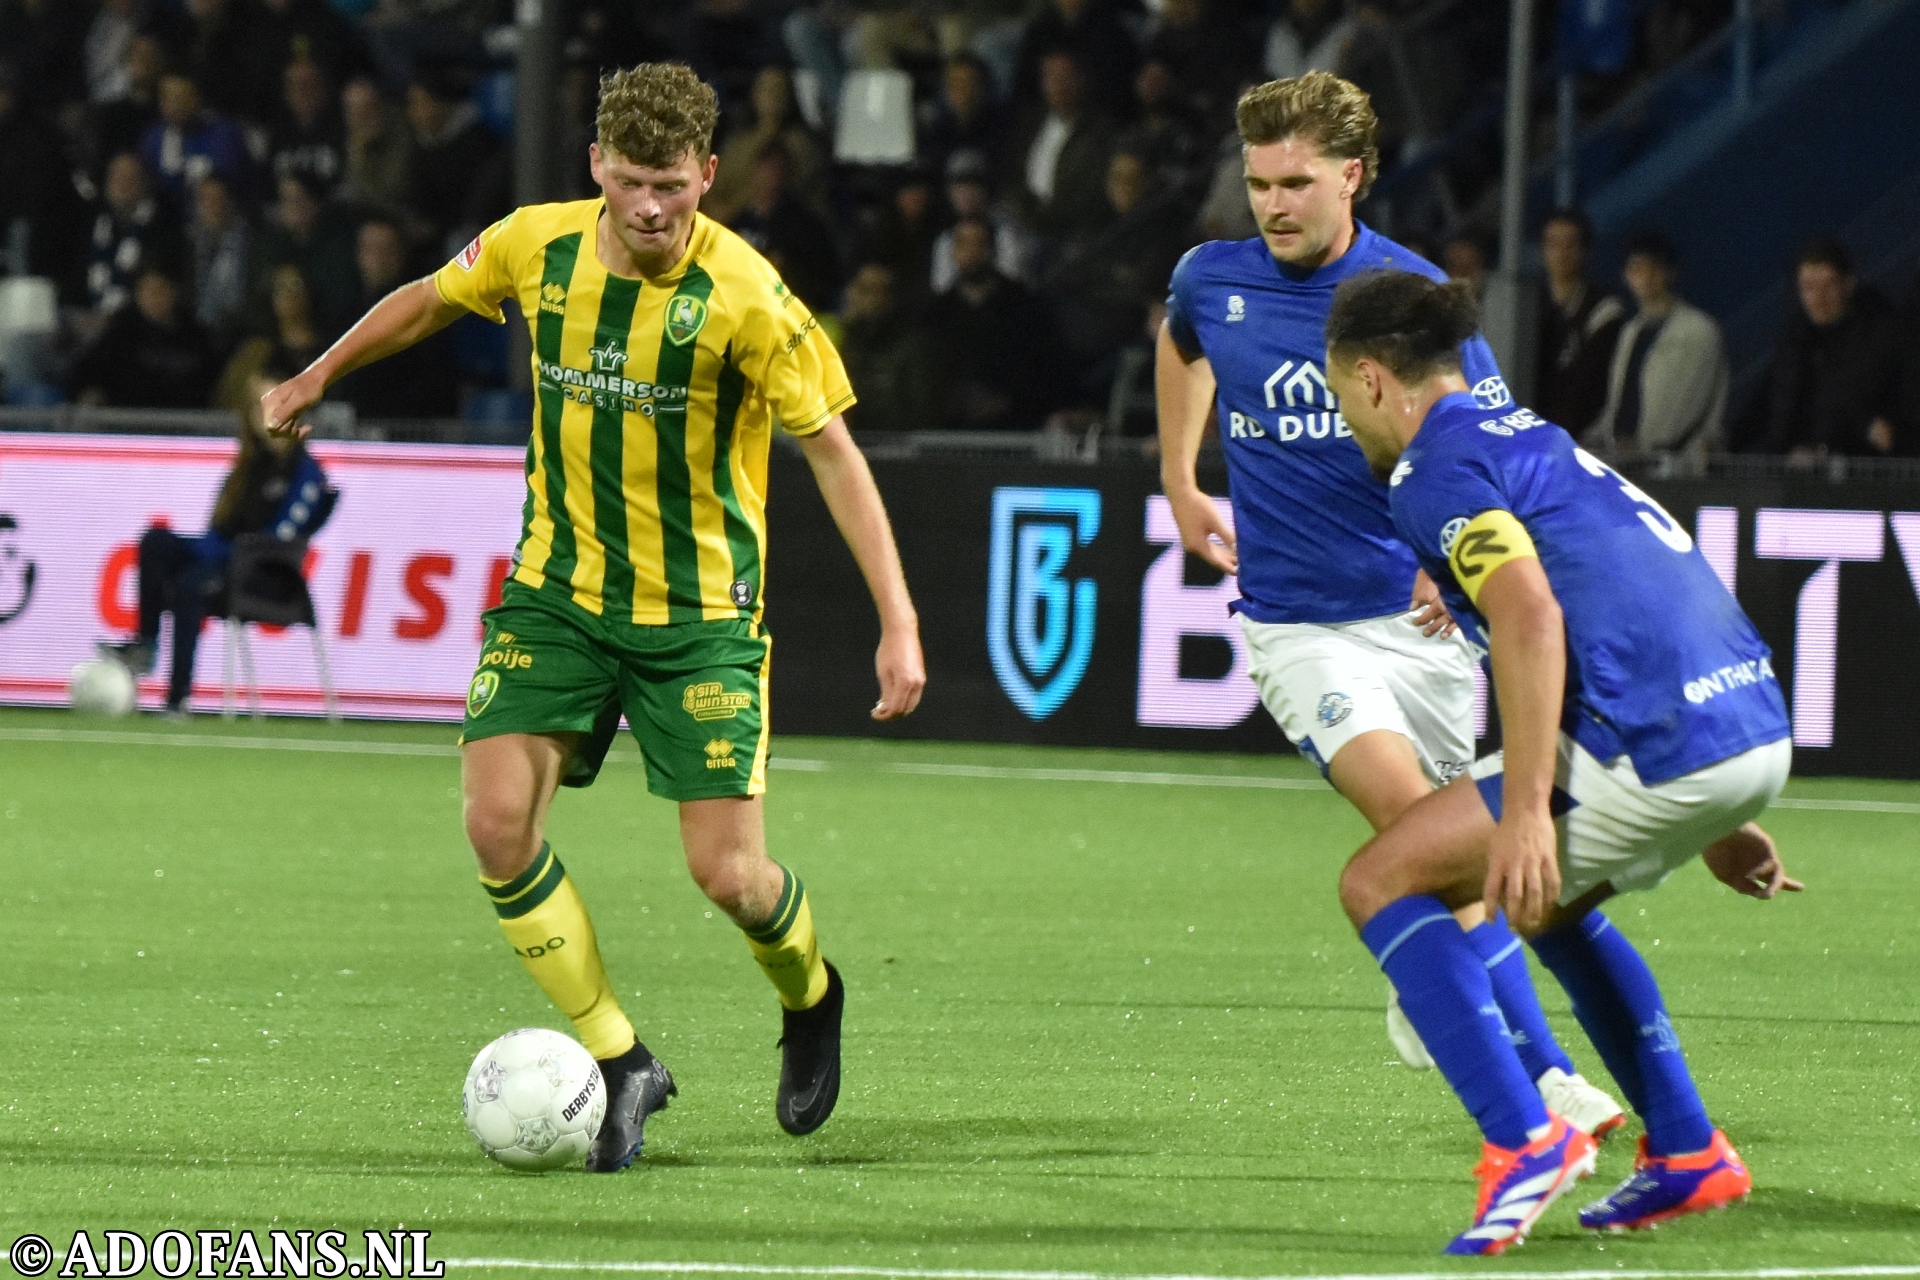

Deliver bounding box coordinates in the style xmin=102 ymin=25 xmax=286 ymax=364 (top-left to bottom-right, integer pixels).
xmin=1165 ymin=223 xmax=1508 ymax=624
xmin=1390 ymin=392 xmax=1790 ymax=784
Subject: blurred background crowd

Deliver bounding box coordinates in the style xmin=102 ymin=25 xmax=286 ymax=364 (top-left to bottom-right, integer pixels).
xmin=0 ymin=0 xmax=1914 ymax=460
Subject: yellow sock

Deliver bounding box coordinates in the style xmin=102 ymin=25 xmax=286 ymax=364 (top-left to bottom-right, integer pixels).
xmin=481 ymin=843 xmax=637 ymax=1060
xmin=744 ymin=863 xmax=829 ymax=1010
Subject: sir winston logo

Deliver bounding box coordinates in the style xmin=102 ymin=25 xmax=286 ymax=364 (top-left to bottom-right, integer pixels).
xmin=987 ymin=488 xmax=1101 ymax=720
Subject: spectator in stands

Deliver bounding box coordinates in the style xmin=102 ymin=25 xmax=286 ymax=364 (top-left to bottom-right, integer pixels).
xmin=1006 ymin=50 xmax=1116 ymax=245
xmin=1903 ymin=259 xmax=1920 ymax=452
xmin=336 ymin=77 xmax=413 ymax=220
xmin=920 ymin=53 xmax=1005 ymax=179
xmin=89 ymin=32 xmax=165 ymax=168
xmin=1591 ymin=230 xmax=1726 ymax=461
xmin=1014 ymin=0 xmax=1138 ymax=119
xmin=1119 ymin=57 xmax=1208 ymax=189
xmin=0 ymin=0 xmax=89 ymax=110
xmin=85 ymin=0 xmax=139 ymax=109
xmin=176 ymin=0 xmax=270 ymax=119
xmin=330 ymin=216 xmax=459 ymax=418
xmin=1535 ymin=208 xmax=1625 ymax=437
xmin=100 ymin=357 xmax=330 ymax=717
xmin=266 ymin=58 xmax=345 ymax=196
xmin=926 ymin=215 xmax=1062 ymax=430
xmin=253 ymin=0 xmax=373 ymax=95
xmin=187 ymin=174 xmax=252 ymax=347
xmin=1442 ymin=231 xmax=1488 ymax=298
xmin=1264 ymin=0 xmax=1359 ymax=81
xmin=865 ymin=168 xmax=941 ymax=309
xmin=69 ymin=261 xmax=217 ymax=408
xmin=0 ymin=60 xmax=76 ymax=280
xmin=836 ymin=262 xmax=938 ymax=433
xmin=1748 ymin=238 xmax=1903 ymax=460
xmin=254 ymin=172 xmax=359 ymax=336
xmin=705 ymin=64 xmax=828 ymax=225
xmin=1045 ymin=150 xmax=1191 ymax=382
xmin=1196 ymin=126 xmax=1259 ymax=241
xmin=931 ymin=149 xmax=1029 ymax=294
xmin=139 ymin=73 xmax=252 ymax=214
xmin=215 ymin=263 xmax=329 ymax=412
xmin=79 ymin=152 xmax=182 ymax=318
xmin=726 ymin=144 xmax=841 ymax=313
xmin=1145 ymin=0 xmax=1255 ymax=122
xmin=405 ymin=68 xmax=509 ymax=257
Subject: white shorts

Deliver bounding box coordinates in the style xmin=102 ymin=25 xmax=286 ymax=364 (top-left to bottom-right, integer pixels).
xmin=1469 ymin=734 xmax=1792 ymax=902
xmin=1239 ymin=612 xmax=1476 ymax=786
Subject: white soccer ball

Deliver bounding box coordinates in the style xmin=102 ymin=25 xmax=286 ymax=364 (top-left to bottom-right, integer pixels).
xmin=462 ymin=1028 xmax=606 ymax=1172
xmin=69 ymin=659 xmax=137 ymax=718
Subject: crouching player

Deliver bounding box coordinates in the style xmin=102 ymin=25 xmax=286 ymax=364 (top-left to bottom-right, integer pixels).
xmin=1321 ymin=270 xmax=1800 ymax=1255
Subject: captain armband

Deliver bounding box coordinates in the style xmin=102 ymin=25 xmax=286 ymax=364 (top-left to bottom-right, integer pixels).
xmin=1446 ymin=509 xmax=1537 ymax=605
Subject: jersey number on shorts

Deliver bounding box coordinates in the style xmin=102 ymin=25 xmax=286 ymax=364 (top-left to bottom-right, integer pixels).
xmin=1573 ymin=447 xmax=1693 ymax=553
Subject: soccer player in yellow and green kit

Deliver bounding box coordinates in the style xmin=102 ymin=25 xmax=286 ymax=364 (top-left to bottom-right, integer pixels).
xmin=260 ymin=63 xmax=926 ymax=1170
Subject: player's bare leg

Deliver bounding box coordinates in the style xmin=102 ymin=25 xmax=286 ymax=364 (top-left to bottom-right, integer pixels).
xmin=683 ymin=797 xmax=843 ymax=1135
xmin=461 ymin=731 xmax=671 ymax=1172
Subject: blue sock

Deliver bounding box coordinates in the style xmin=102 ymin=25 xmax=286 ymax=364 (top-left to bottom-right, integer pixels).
xmin=1529 ymin=911 xmax=1714 ymax=1156
xmin=1468 ymin=914 xmax=1577 ymax=1083
xmin=1362 ymin=896 xmax=1550 ymax=1150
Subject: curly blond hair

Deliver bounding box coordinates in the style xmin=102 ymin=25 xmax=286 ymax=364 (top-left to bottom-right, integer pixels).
xmin=596 ymin=63 xmax=719 ymax=167
xmin=1236 ymin=72 xmax=1380 ymax=201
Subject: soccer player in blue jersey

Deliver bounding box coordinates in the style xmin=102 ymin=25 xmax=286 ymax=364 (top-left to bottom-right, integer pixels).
xmin=1322 ymin=269 xmax=1799 ymax=1253
xmin=1155 ymin=72 xmax=1620 ymax=1135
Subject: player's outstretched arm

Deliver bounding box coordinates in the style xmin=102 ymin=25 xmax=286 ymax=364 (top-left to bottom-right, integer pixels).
xmin=796 ymin=416 xmax=926 ymax=720
xmin=1155 ymin=320 xmax=1237 ymax=574
xmin=1477 ymin=554 xmax=1567 ymax=933
xmin=261 ymin=278 xmax=467 ymax=435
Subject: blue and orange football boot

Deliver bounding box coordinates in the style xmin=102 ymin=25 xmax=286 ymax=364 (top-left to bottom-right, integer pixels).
xmin=1445 ymin=1115 xmax=1600 ymax=1255
xmin=1579 ymin=1130 xmax=1751 ymax=1231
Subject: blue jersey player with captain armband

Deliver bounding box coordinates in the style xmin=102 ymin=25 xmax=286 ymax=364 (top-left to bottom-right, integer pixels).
xmin=1323 ymin=268 xmax=1799 ymax=1254
xmin=1154 ymin=71 xmax=1621 ymax=1136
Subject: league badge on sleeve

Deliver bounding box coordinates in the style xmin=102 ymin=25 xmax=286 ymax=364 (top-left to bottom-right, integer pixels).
xmin=456 ymin=235 xmax=484 ymax=271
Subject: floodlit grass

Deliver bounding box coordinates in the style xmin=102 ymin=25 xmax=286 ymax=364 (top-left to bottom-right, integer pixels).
xmin=1 ymin=707 xmax=1916 ymax=1276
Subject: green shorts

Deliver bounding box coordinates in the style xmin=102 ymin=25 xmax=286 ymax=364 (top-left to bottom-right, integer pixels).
xmin=461 ymin=580 xmax=771 ymax=800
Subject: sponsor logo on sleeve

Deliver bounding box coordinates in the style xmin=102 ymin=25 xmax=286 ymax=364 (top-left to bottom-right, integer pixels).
xmin=1471 ymin=375 xmax=1512 ymax=408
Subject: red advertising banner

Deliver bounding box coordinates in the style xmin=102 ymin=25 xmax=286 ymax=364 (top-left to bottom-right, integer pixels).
xmin=0 ymin=433 xmax=524 ymax=719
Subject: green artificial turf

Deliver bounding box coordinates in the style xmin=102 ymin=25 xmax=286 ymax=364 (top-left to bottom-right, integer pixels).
xmin=1 ymin=706 xmax=1917 ymax=1277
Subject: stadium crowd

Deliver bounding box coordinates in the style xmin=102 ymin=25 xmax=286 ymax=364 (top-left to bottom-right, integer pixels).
xmin=0 ymin=0 xmax=1915 ymax=456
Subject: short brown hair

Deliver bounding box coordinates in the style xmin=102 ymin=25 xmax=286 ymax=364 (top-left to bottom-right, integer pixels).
xmin=596 ymin=62 xmax=719 ymax=168
xmin=1236 ymin=72 xmax=1380 ymax=202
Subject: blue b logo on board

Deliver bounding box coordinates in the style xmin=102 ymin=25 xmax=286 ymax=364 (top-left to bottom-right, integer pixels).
xmin=987 ymin=487 xmax=1101 ymax=720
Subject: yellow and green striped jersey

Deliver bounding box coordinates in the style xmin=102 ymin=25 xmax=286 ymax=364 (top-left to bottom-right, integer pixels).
xmin=434 ymin=202 xmax=855 ymax=624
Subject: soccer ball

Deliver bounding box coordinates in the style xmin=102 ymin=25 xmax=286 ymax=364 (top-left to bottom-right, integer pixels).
xmin=462 ymin=1028 xmax=606 ymax=1172
xmin=69 ymin=659 xmax=137 ymax=718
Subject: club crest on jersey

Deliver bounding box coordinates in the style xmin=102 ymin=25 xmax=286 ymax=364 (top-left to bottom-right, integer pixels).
xmin=455 ymin=235 xmax=483 ymax=271
xmin=1317 ymin=692 xmax=1353 ymax=727
xmin=665 ymin=294 xmax=709 ymax=346
xmin=1226 ymin=294 xmax=1246 ymax=322
xmin=987 ymin=487 xmax=1101 ymax=721
xmin=1471 ymin=375 xmax=1512 ymax=409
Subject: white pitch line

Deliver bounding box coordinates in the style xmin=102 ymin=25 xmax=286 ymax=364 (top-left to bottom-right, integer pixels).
xmin=2 ymin=725 xmax=1916 ymax=811
xmin=441 ymin=1261 xmax=1920 ymax=1280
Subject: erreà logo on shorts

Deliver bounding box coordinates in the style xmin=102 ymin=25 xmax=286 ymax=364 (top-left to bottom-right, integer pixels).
xmin=704 ymin=738 xmax=738 ymax=769
xmin=683 ymin=681 xmax=751 ymax=721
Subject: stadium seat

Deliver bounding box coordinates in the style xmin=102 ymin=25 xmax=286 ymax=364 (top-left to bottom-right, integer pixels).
xmin=833 ymin=70 xmax=915 ymax=165
xmin=217 ymin=495 xmax=340 ymax=723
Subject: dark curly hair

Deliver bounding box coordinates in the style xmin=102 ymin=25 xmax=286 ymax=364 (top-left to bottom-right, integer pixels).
xmin=1325 ymin=270 xmax=1480 ymax=382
